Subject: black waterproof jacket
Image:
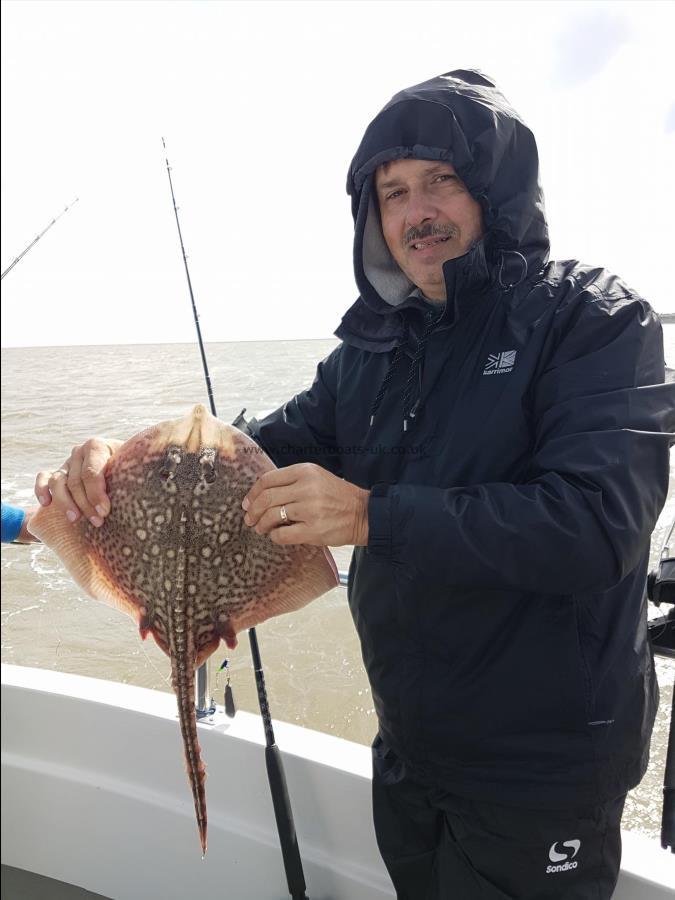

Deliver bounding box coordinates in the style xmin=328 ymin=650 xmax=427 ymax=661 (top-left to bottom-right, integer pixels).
xmin=249 ymin=71 xmax=675 ymax=808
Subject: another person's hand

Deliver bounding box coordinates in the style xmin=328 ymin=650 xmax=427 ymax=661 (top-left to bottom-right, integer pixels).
xmin=34 ymin=438 xmax=124 ymax=527
xmin=18 ymin=506 xmax=41 ymax=543
xmin=242 ymin=463 xmax=369 ymax=547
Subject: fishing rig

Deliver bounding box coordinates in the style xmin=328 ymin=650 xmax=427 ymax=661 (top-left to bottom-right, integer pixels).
xmin=1 ymin=198 xmax=79 ymax=280
xmin=162 ymin=139 xmax=309 ymax=899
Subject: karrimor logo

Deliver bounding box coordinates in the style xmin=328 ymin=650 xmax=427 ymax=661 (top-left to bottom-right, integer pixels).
xmin=483 ymin=350 xmax=517 ymax=375
xmin=546 ymin=840 xmax=581 ymax=874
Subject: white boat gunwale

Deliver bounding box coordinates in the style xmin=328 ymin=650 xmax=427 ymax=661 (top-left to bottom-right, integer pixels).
xmin=2 ymin=663 xmax=673 ymax=899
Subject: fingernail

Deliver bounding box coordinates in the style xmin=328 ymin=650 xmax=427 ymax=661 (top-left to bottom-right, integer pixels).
xmin=66 ymin=510 xmax=78 ymax=523
xmin=243 ymin=514 xmax=251 ymax=526
xmin=38 ymin=495 xmax=48 ymax=506
xmin=90 ymin=516 xmax=104 ymax=527
xmin=242 ymin=497 xmax=250 ymax=510
xmin=95 ymin=505 xmax=106 ymax=517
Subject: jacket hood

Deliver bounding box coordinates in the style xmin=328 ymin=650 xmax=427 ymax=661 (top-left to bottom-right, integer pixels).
xmin=337 ymin=69 xmax=549 ymax=349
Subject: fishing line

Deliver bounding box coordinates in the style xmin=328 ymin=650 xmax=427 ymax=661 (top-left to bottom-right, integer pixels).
xmin=162 ymin=138 xmax=309 ymax=900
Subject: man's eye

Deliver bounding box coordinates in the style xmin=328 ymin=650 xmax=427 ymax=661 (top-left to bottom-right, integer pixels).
xmin=434 ymin=174 xmax=455 ymax=183
xmin=385 ymin=189 xmax=404 ymax=201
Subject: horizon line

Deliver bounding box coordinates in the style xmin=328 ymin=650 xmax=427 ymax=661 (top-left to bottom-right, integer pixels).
xmin=0 ymin=335 xmax=341 ymax=351
xmin=2 ymin=314 xmax=675 ymax=351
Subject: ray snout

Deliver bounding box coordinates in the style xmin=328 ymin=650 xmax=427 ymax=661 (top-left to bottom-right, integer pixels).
xmin=147 ymin=406 xmax=238 ymax=458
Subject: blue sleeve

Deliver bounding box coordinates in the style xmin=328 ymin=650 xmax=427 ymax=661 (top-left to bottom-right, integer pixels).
xmin=1 ymin=502 xmax=26 ymax=543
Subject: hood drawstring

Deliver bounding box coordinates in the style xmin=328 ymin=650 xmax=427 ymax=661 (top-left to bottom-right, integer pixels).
xmin=369 ymin=343 xmax=404 ymax=426
xmin=369 ymin=311 xmax=442 ymax=432
xmin=402 ymin=311 xmax=441 ymax=431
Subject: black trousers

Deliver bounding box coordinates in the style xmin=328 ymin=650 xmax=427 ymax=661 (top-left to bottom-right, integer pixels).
xmin=372 ymin=737 xmax=625 ymax=900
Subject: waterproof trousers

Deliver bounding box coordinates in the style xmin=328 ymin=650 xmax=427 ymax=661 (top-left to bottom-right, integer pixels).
xmin=372 ymin=736 xmax=626 ymax=900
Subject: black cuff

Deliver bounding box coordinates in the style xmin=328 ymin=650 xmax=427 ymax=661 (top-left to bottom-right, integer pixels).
xmin=368 ymin=482 xmax=392 ymax=558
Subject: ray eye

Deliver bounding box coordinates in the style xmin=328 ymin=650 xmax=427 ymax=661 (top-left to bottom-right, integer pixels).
xmin=200 ymin=460 xmax=217 ymax=484
xmin=199 ymin=449 xmax=217 ymax=483
xmin=159 ymin=460 xmax=177 ymax=481
xmin=203 ymin=467 xmax=216 ymax=485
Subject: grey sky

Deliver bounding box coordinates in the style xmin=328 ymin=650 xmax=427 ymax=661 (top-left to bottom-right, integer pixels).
xmin=552 ymin=7 xmax=632 ymax=84
xmin=1 ymin=0 xmax=674 ymax=348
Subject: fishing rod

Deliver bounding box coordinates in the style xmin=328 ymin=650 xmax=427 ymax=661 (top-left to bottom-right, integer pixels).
xmin=1 ymin=198 xmax=79 ymax=280
xmin=162 ymin=138 xmax=309 ymax=900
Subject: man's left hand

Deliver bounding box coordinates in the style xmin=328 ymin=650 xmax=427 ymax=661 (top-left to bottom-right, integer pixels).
xmin=242 ymin=463 xmax=369 ymax=547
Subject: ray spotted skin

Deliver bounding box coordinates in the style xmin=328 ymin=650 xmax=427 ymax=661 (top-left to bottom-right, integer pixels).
xmin=29 ymin=405 xmax=338 ymax=855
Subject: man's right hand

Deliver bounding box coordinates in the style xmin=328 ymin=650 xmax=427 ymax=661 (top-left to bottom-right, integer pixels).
xmin=35 ymin=438 xmax=124 ymax=527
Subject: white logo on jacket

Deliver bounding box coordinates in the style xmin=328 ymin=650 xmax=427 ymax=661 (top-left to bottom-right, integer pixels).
xmin=483 ymin=350 xmax=517 ymax=375
xmin=546 ymin=839 xmax=581 ymax=874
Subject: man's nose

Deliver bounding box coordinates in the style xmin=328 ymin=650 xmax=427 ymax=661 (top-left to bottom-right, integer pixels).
xmin=405 ymin=189 xmax=437 ymax=228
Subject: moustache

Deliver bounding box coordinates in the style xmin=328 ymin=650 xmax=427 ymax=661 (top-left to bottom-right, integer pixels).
xmin=404 ymin=223 xmax=458 ymax=247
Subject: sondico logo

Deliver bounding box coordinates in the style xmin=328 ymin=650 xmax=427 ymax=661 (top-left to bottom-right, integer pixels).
xmin=546 ymin=840 xmax=581 ymax=874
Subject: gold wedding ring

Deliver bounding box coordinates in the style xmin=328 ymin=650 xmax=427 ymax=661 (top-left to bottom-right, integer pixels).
xmin=279 ymin=505 xmax=289 ymax=523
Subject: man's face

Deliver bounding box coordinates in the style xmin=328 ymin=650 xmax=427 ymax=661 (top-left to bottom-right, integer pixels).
xmin=374 ymin=159 xmax=484 ymax=302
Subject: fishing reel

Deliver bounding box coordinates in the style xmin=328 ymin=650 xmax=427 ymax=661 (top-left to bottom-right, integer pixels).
xmin=647 ymin=516 xmax=675 ymax=854
xmin=648 ymin=517 xmax=675 ymax=657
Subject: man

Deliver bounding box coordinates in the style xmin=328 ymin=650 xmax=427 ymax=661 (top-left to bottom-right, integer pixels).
xmin=37 ymin=71 xmax=674 ymax=898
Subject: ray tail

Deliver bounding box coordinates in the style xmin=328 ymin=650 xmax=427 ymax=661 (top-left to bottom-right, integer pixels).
xmin=171 ymin=647 xmax=208 ymax=855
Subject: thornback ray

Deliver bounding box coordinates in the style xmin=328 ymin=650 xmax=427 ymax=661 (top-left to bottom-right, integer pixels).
xmin=29 ymin=404 xmax=339 ymax=855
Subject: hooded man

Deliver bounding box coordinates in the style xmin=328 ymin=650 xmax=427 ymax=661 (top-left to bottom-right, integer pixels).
xmin=38 ymin=71 xmax=674 ymax=898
